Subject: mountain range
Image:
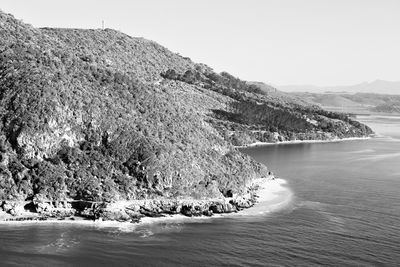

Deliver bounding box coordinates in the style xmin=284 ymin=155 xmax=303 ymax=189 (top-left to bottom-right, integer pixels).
xmin=278 ymin=80 xmax=400 ymax=95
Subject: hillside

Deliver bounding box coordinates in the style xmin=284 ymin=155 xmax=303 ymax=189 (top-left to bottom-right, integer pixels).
xmin=371 ymin=103 xmax=400 ymax=113
xmin=0 ymin=11 xmax=372 ymax=221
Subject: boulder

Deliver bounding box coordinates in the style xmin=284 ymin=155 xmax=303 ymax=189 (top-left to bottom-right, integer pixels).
xmin=125 ymin=204 xmax=140 ymax=212
xmin=181 ymin=205 xmax=203 ymax=217
xmin=203 ymin=210 xmax=213 ymax=216
xmin=209 ymin=203 xmax=224 ymax=213
xmin=2 ymin=201 xmax=25 ymax=216
xmin=100 ymin=209 xmax=131 ymax=222
xmin=125 ymin=209 xmax=144 ymax=222
xmin=222 ymin=203 xmax=236 ymax=213
xmin=139 ymin=208 xmax=164 ymax=217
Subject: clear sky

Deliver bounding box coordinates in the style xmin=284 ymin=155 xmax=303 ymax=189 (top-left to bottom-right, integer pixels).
xmin=2 ymin=0 xmax=400 ymax=86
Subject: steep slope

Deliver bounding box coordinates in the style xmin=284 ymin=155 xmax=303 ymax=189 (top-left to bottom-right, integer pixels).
xmin=0 ymin=11 xmax=372 ymax=221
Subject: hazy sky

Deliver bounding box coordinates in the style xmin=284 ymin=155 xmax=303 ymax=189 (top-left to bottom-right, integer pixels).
xmin=2 ymin=0 xmax=400 ymax=86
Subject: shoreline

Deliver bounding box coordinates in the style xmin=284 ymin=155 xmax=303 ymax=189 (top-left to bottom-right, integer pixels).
xmin=236 ymin=136 xmax=372 ymax=148
xmin=0 ymin=135 xmax=370 ymax=225
xmin=0 ymin=177 xmax=290 ymax=226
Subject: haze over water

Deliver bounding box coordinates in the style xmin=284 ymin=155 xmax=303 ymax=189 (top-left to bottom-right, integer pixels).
xmin=1 ymin=115 xmax=399 ymax=266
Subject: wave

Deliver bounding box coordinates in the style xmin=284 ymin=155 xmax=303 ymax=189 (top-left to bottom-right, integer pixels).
xmin=378 ymin=136 xmax=400 ymax=142
xmin=354 ymin=152 xmax=400 ymax=161
xmin=36 ymin=232 xmax=81 ymax=254
xmin=349 ymin=149 xmax=375 ymax=154
xmin=294 ymin=200 xmax=346 ymax=232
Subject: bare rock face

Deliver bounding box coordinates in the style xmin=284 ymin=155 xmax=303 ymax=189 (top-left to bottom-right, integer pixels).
xmin=209 ymin=202 xmax=237 ymax=214
xmin=100 ymin=209 xmax=131 ymax=222
xmin=1 ymin=201 xmax=25 ymax=216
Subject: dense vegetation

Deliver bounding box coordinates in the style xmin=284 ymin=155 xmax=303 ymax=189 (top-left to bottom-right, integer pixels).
xmin=0 ymin=10 xmax=372 ymax=213
xmin=161 ymin=68 xmax=373 ymax=145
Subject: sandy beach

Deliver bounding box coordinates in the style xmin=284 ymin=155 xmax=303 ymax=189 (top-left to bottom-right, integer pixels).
xmin=236 ymin=178 xmax=292 ymax=216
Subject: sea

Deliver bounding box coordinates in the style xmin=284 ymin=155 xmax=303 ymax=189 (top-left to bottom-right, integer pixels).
xmin=1 ymin=114 xmax=400 ymax=266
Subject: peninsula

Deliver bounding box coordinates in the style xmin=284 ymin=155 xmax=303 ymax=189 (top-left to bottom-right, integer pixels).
xmin=0 ymin=11 xmax=373 ymax=222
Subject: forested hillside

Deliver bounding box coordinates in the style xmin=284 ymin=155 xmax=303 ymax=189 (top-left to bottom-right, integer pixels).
xmin=0 ymin=10 xmax=372 ymax=220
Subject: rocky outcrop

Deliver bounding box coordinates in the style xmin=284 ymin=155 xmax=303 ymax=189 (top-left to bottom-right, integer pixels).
xmin=1 ymin=201 xmax=26 ymax=216
xmin=0 ymin=177 xmax=264 ymax=222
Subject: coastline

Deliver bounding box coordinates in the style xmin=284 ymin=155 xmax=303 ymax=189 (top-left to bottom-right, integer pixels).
xmin=235 ymin=136 xmax=372 ymax=148
xmin=0 ymin=135 xmax=369 ymax=225
xmin=0 ymin=177 xmax=291 ymax=227
xmin=0 ymin=176 xmax=291 ymax=226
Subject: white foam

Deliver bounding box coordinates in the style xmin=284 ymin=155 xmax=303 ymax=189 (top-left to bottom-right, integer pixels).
xmin=37 ymin=233 xmax=81 ymax=253
xmin=349 ymin=149 xmax=375 ymax=154
xmin=354 ymin=152 xmax=400 ymax=161
xmin=234 ymin=178 xmax=293 ymax=216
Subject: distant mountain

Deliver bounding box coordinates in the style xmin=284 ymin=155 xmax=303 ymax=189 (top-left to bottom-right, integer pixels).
xmin=278 ymin=80 xmax=400 ymax=95
xmin=247 ymin=81 xmax=312 ymax=106
xmin=299 ymin=94 xmax=362 ymax=108
xmin=371 ymin=103 xmax=400 ymax=113
xmin=291 ymin=92 xmax=400 ymax=114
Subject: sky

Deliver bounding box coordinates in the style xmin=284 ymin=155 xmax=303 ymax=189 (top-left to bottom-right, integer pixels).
xmin=2 ymin=0 xmax=400 ymax=86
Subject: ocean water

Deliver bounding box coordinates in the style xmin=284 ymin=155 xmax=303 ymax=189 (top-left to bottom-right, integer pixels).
xmin=1 ymin=115 xmax=400 ymax=266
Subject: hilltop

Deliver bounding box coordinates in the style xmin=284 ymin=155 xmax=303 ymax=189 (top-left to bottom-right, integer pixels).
xmin=0 ymin=11 xmax=372 ymax=221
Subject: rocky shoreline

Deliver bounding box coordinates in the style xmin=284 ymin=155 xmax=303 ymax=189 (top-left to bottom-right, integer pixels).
xmin=235 ymin=136 xmax=372 ymax=148
xmin=0 ymin=176 xmax=274 ymax=223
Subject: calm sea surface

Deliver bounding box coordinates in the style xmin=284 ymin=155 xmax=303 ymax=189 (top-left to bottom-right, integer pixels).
xmin=1 ymin=115 xmax=400 ymax=266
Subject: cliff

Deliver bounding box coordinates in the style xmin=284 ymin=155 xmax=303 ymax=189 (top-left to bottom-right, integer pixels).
xmin=0 ymin=11 xmax=373 ymax=221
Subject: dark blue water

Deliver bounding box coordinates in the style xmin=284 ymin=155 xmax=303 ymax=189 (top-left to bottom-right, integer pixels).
xmin=1 ymin=115 xmax=400 ymax=266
